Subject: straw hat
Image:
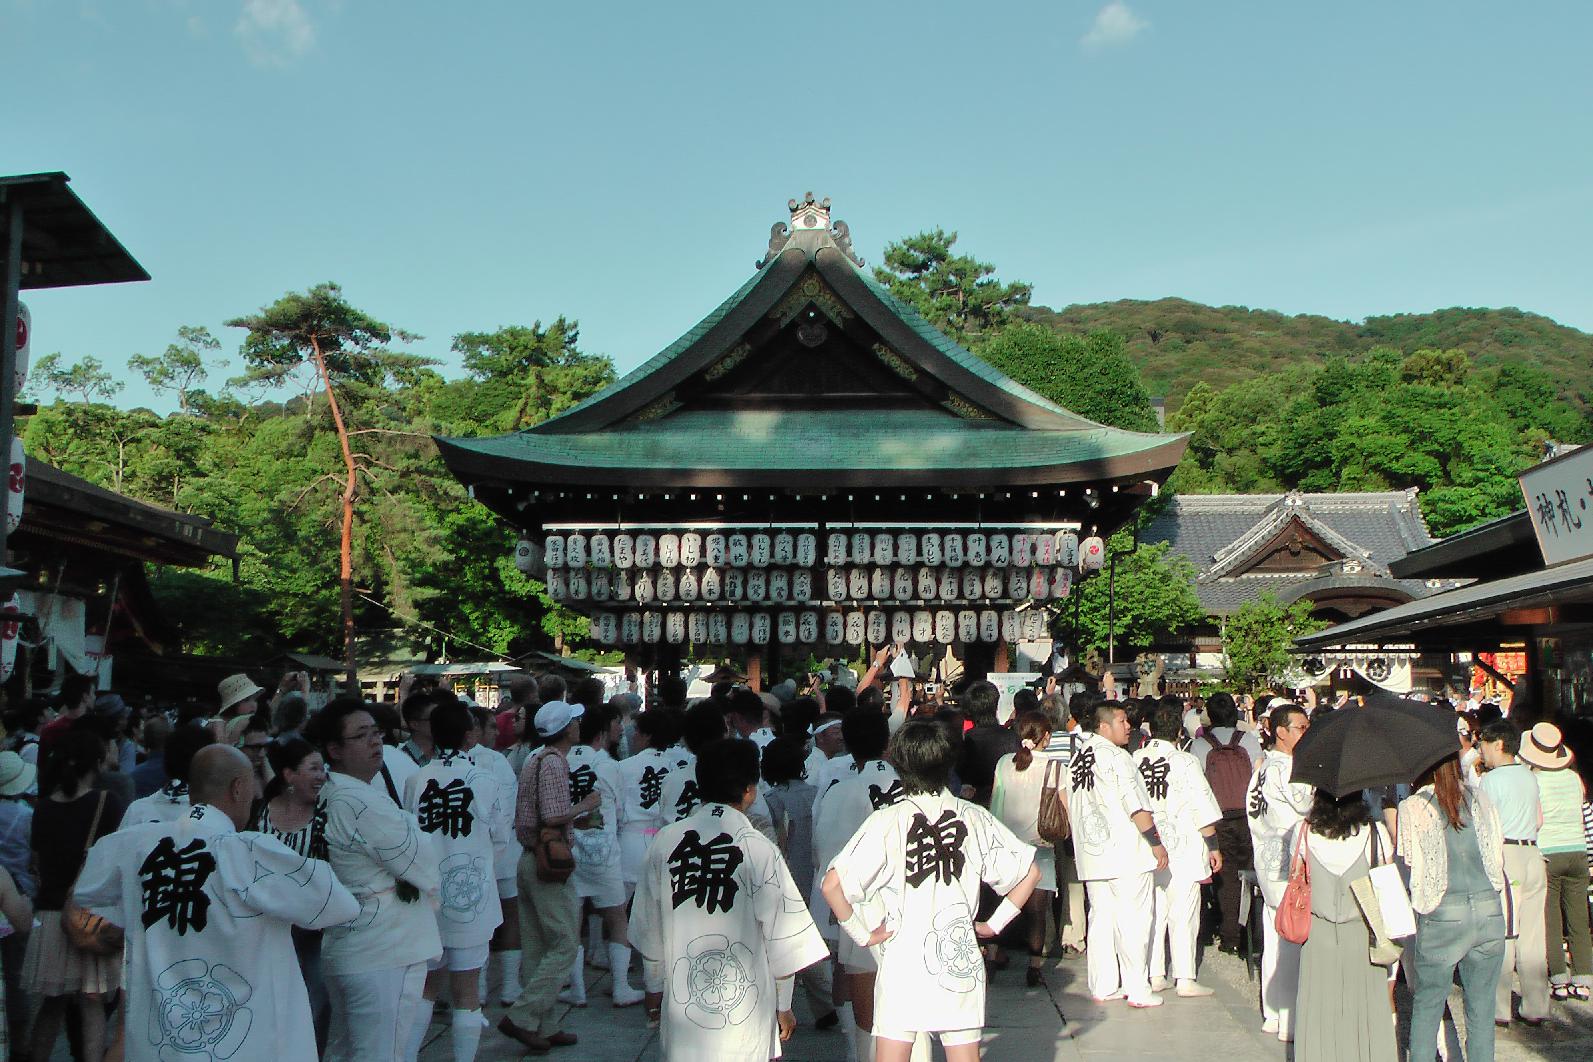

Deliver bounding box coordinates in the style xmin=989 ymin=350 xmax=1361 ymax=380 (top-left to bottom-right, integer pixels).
xmin=217 ymin=673 xmax=265 ymax=713
xmin=0 ymin=752 xmax=35 ymax=797
xmin=1519 ymin=722 xmax=1573 ymax=771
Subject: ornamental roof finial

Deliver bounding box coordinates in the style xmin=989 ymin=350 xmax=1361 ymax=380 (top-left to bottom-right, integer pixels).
xmin=756 ymin=192 xmax=864 ymax=270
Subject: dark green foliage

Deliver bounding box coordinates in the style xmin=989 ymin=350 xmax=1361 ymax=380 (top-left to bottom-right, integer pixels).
xmin=975 ymin=323 xmax=1159 ymax=431
xmin=1223 ymin=595 xmax=1325 ymax=693
xmin=1061 ymin=531 xmax=1206 ymax=653
xmin=873 ymin=229 xmax=1032 ymax=345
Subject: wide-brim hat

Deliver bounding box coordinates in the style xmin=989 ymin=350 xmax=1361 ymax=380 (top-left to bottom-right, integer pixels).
xmin=217 ymin=673 xmax=265 ymax=713
xmin=0 ymin=752 xmax=35 ymax=797
xmin=92 ymin=693 xmax=130 ymax=721
xmin=1519 ymin=722 xmax=1573 ymax=770
xmin=533 ymin=700 xmax=584 ymax=738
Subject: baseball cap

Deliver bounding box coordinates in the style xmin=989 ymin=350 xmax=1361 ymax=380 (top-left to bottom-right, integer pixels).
xmin=533 ymin=700 xmax=585 ymax=738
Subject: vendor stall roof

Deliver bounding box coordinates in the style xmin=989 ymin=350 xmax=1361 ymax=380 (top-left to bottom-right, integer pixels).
xmin=0 ymin=173 xmax=149 ymax=289
xmin=23 ymin=459 xmax=238 ymax=566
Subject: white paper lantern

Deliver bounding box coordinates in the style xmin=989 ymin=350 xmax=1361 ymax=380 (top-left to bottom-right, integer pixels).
xmin=798 ymin=612 xmax=819 ymax=644
xmin=826 ymin=533 xmax=848 ymax=565
xmin=966 ymin=534 xmax=987 ymax=566
xmin=870 ymin=567 xmax=891 ymax=599
xmin=891 ymin=611 xmax=913 ymax=644
xmin=1052 ymin=568 xmax=1072 ymax=599
xmin=913 ymin=610 xmax=934 ymax=643
xmin=622 ymin=612 xmax=641 ymax=644
xmin=989 ymin=534 xmax=1010 ymax=567
xmin=731 ymin=612 xmax=751 ymax=645
xmin=938 ymin=569 xmax=959 ymax=601
xmin=867 ymin=610 xmax=888 ymax=645
xmin=848 ymin=568 xmax=869 ymax=601
xmin=769 ymin=569 xmax=789 ymax=602
xmin=591 ymin=571 xmax=612 ymax=601
xmin=751 ymin=613 xmax=772 ymax=645
xmin=642 ymin=611 xmax=663 ymax=643
xmin=961 ymin=569 xmax=982 ymax=599
xmin=634 ymin=571 xmax=655 ymax=604
xmin=1007 ymin=569 xmax=1028 ymax=599
xmin=514 ymin=537 xmax=539 ymax=574
xmin=615 ymin=570 xmax=633 ymax=601
xmin=1033 ymin=534 xmax=1055 ymax=566
xmin=824 ymin=611 xmax=845 ymax=645
xmin=565 ymin=534 xmax=587 ymax=568
xmin=935 ymin=610 xmax=956 ymax=643
xmin=751 ymin=533 xmax=771 ymax=568
xmin=597 ymin=612 xmax=618 ymax=645
xmin=635 ymin=534 xmax=656 ymax=568
xmin=666 ymin=612 xmax=686 ymax=644
xmin=748 ymin=569 xmax=768 ymax=602
xmin=543 ymin=534 xmax=565 ymax=568
xmin=705 ymin=533 xmax=727 ymax=566
xmin=896 ymin=533 xmax=918 ymax=566
xmin=1001 ymin=611 xmax=1020 ymax=643
xmin=681 ymin=533 xmax=702 ymax=567
xmin=657 ymin=534 xmax=678 ymax=567
xmin=943 ymin=534 xmax=964 ymax=568
xmin=1012 ymin=533 xmax=1032 ymax=567
xmin=846 ymin=612 xmax=866 ymax=645
xmin=1056 ymin=531 xmax=1080 ymax=569
xmin=921 ymin=533 xmax=942 ymax=565
xmin=793 ymin=569 xmax=813 ymax=602
xmin=589 ymin=534 xmax=611 ymax=569
xmin=796 ymin=534 xmax=817 ymax=567
xmin=1023 ymin=610 xmax=1048 ymax=641
xmin=773 ymin=532 xmax=794 ymax=566
xmin=893 ymin=568 xmax=913 ymax=600
xmin=709 ymin=613 xmax=729 ymax=644
xmin=689 ymin=611 xmax=709 ymax=643
xmin=13 ymin=303 xmax=29 ymax=396
xmin=984 ymin=569 xmax=1004 ymax=599
xmin=1029 ymin=568 xmax=1050 ymax=600
xmin=725 ymin=569 xmax=746 ymax=601
xmin=873 ymin=533 xmax=894 ymax=565
xmin=655 ymin=570 xmax=675 ymax=601
xmin=917 ymin=567 xmax=938 ymax=600
xmin=700 ymin=568 xmax=722 ymax=601
xmin=958 ymin=610 xmax=978 ymax=643
xmin=826 ymin=568 xmax=847 ymax=602
xmin=850 ymin=532 xmax=871 ymax=564
xmin=678 ymin=570 xmax=698 ymax=601
xmin=777 ymin=612 xmax=797 ymax=644
xmin=613 ymin=534 xmax=634 ymax=569
xmin=546 ymin=570 xmax=566 ymax=600
xmin=728 ymin=534 xmax=749 ymax=567
xmin=1081 ymin=536 xmax=1106 ymax=572
xmin=979 ymin=610 xmax=1000 ymax=643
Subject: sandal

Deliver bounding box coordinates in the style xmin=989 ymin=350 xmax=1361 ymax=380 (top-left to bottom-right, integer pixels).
xmin=1572 ymin=985 xmax=1591 ymax=1002
xmin=1551 ymin=983 xmax=1573 ymax=1001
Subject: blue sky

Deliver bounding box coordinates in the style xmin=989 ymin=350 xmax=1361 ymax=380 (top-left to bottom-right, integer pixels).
xmin=8 ymin=0 xmax=1592 ymax=412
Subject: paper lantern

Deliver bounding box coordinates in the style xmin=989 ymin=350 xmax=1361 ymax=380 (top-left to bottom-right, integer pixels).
xmin=681 ymin=533 xmax=702 ymax=567
xmin=961 ymin=569 xmax=982 ymax=600
xmin=613 ymin=534 xmax=634 ymax=569
xmin=867 ymin=610 xmax=888 ymax=645
xmin=825 ymin=611 xmax=845 ymax=645
xmin=0 ymin=594 xmax=21 ymax=682
xmin=642 ymin=611 xmax=663 ymax=643
xmin=913 ymin=610 xmax=934 ymax=643
xmin=846 ymin=612 xmax=866 ymax=645
xmin=958 ymin=610 xmax=979 ymax=644
xmin=798 ymin=610 xmax=818 ymax=644
xmin=565 ymin=534 xmax=588 ymax=568
xmin=893 ymin=568 xmax=913 ymax=600
xmin=655 ymin=570 xmax=675 ymax=601
xmin=13 ymin=303 xmax=29 ymax=396
xmin=850 ymin=532 xmax=871 ymax=564
xmin=989 ymin=534 xmax=1010 ymax=567
xmin=1000 ymin=611 xmax=1019 ymax=643
xmin=709 ymin=613 xmax=729 ymax=644
xmin=773 ymin=532 xmax=794 ymax=566
xmin=1056 ymin=531 xmax=1080 ymax=569
xmin=633 ymin=571 xmax=655 ymax=604
xmin=1033 ymin=533 xmax=1055 ymax=566
xmin=591 ymin=571 xmax=612 ymax=601
xmin=1012 ymin=533 xmax=1032 ymax=568
xmin=659 ymin=534 xmax=681 ymax=567
xmin=589 ymin=534 xmax=611 ymax=569
xmin=983 ymin=569 xmax=1004 ymax=599
xmin=979 ymin=610 xmax=1000 ymax=643
xmin=596 ymin=613 xmax=618 ymax=645
xmin=921 ymin=533 xmax=942 ymax=565
xmin=731 ymin=612 xmax=751 ymax=645
xmin=747 ymin=570 xmax=768 ymax=602
xmin=870 ymin=567 xmax=891 ymax=599
xmin=750 ymin=533 xmax=771 ymax=568
xmin=793 ymin=569 xmax=813 ymax=602
xmin=826 ymin=533 xmax=848 ymax=565
xmin=1052 ymin=568 xmax=1072 ymax=599
xmin=848 ymin=568 xmax=869 ymax=601
xmin=934 ymin=610 xmax=955 ymax=643
xmin=966 ymin=534 xmax=986 ymax=566
xmin=689 ymin=611 xmax=709 ymax=643
xmin=826 ymin=568 xmax=847 ymax=602
xmin=635 ymin=534 xmax=656 ymax=568
xmin=701 ymin=568 xmax=722 ymax=601
xmin=615 ymin=570 xmax=633 ymax=601
xmin=751 ymin=613 xmax=772 ymax=645
xmin=706 ymin=534 xmax=727 ymax=566
xmin=513 ymin=537 xmax=540 ymax=574
xmin=873 ymin=533 xmax=894 ymax=565
xmin=917 ymin=567 xmax=938 ymax=600
xmin=891 ymin=611 xmax=913 ymax=644
xmin=796 ymin=533 xmax=817 ymax=567
xmin=678 ymin=570 xmax=698 ymax=601
xmin=938 ymin=569 xmax=958 ymax=601
xmin=1081 ymin=536 xmax=1106 ymax=572
xmin=896 ymin=533 xmax=918 ymax=566
xmin=1007 ymin=569 xmax=1028 ymax=599
xmin=769 ymin=569 xmax=789 ymax=602
xmin=543 ymin=534 xmax=565 ymax=568
xmin=728 ymin=534 xmax=749 ymax=567
xmin=622 ymin=612 xmax=642 ymax=644
xmin=666 ymin=612 xmax=686 ymax=644
xmin=1029 ymin=568 xmax=1050 ymax=600
xmin=943 ymin=534 xmax=964 ymax=568
xmin=725 ymin=569 xmax=746 ymax=601
xmin=546 ymin=570 xmax=566 ymax=600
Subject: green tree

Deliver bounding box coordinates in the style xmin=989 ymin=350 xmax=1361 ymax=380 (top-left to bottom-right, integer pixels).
xmin=1222 ymin=594 xmax=1324 ymax=693
xmin=128 ymin=325 xmax=222 ymax=414
xmin=450 ymin=321 xmax=615 ymax=430
xmin=29 ymin=353 xmax=124 ymax=404
xmin=976 ymin=323 xmax=1159 ymax=431
xmin=873 ymin=228 xmax=1031 ymax=345
xmin=1064 ymin=532 xmax=1205 ymax=654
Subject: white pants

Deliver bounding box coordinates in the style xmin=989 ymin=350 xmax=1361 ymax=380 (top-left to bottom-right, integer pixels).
xmin=1497 ymin=844 xmax=1549 ymax=1022
xmin=1259 ymin=903 xmax=1300 ymax=1034
xmin=1150 ymin=870 xmax=1200 ymax=982
xmin=325 ymin=962 xmax=427 ymax=1062
xmin=1085 ymin=872 xmax=1154 ymax=1001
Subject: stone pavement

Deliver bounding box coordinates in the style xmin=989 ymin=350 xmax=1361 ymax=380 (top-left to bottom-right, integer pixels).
xmin=415 ymin=946 xmax=1593 ymax=1061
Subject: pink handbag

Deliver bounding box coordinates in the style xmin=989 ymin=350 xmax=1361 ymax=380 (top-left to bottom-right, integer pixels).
xmin=1275 ymin=830 xmax=1312 ymax=945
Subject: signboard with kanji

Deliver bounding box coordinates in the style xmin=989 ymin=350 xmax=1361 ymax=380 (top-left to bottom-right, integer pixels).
xmin=1520 ymin=445 xmax=1593 ymax=567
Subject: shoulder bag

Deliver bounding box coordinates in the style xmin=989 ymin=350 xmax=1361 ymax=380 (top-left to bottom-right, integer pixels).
xmin=62 ymin=791 xmax=125 ymax=957
xmin=1037 ymin=758 xmax=1071 ymax=845
xmin=1275 ymin=828 xmax=1311 ymax=945
xmin=532 ymin=752 xmax=576 ymax=884
xmin=1350 ymin=825 xmax=1407 ymax=965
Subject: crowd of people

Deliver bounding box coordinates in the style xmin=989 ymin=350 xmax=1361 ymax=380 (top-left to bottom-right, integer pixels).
xmin=0 ymin=657 xmax=1587 ymax=1062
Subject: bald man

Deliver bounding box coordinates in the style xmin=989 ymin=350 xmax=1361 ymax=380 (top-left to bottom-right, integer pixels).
xmin=75 ymin=745 xmax=359 ymax=1062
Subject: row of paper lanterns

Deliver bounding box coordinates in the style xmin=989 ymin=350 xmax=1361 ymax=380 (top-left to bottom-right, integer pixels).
xmin=523 ymin=529 xmax=1106 ymax=573
xmin=589 ymin=607 xmax=1053 ymax=646
xmin=543 ymin=564 xmax=1076 ymax=604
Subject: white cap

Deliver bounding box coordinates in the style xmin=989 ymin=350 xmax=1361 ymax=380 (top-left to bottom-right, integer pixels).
xmin=534 ymin=700 xmax=585 ymax=738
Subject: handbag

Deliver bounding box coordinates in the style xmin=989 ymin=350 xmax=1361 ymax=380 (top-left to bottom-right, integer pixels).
xmin=1350 ymin=826 xmax=1406 ymax=965
xmin=1275 ymin=829 xmax=1311 ymax=945
xmin=531 ymin=753 xmax=576 ymax=884
xmin=61 ymin=791 xmax=125 ymax=957
xmin=1037 ymin=758 xmax=1071 ymax=845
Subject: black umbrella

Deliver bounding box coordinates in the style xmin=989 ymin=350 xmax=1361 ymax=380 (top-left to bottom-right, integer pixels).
xmin=1289 ymin=690 xmax=1461 ymax=798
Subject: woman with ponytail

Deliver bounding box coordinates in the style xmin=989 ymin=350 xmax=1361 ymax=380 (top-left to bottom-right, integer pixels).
xmin=990 ymin=711 xmax=1064 ymax=986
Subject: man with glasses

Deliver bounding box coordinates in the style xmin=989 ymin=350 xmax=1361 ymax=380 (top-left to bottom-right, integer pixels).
xmin=1246 ymin=703 xmax=1314 ymax=1042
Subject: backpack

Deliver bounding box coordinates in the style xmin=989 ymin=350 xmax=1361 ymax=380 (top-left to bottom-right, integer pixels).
xmin=1203 ymin=730 xmax=1252 ymax=814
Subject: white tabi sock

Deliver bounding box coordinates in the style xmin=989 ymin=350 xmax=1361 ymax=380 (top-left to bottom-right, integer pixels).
xmin=498 ymin=949 xmax=522 ymax=1002
xmin=450 ymin=1008 xmax=484 ymax=1062
xmin=608 ymin=942 xmax=644 ymax=1006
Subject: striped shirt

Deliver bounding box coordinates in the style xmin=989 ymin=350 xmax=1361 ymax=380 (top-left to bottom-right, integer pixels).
xmin=255 ymin=799 xmax=329 ymax=861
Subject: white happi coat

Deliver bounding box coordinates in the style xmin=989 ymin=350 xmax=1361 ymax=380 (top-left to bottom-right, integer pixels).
xmin=74 ymin=804 xmax=359 ymax=1062
xmin=122 ymin=781 xmax=191 ymax=827
xmin=465 ymin=742 xmax=522 ymax=883
xmin=830 ymin=790 xmax=1035 ymax=1034
xmin=566 ymin=743 xmax=624 ymax=896
xmin=1245 ymin=749 xmax=1313 ymax=908
xmin=1068 ymin=731 xmax=1157 ymax=882
xmin=319 ymin=771 xmax=442 ymax=976
xmin=618 ymin=746 xmax=688 ymax=885
xmin=630 ymin=802 xmax=828 ymax=1062
xmin=403 ymin=750 xmax=508 ymax=950
xmin=660 ymin=750 xmax=779 ymax=843
xmin=1132 ymin=739 xmax=1221 ymax=882
xmin=809 ymin=759 xmax=903 ymax=948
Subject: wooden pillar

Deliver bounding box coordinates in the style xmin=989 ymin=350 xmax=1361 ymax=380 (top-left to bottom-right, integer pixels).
xmin=994 ymin=640 xmax=1010 ymax=674
xmin=747 ymin=654 xmax=763 ymax=693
